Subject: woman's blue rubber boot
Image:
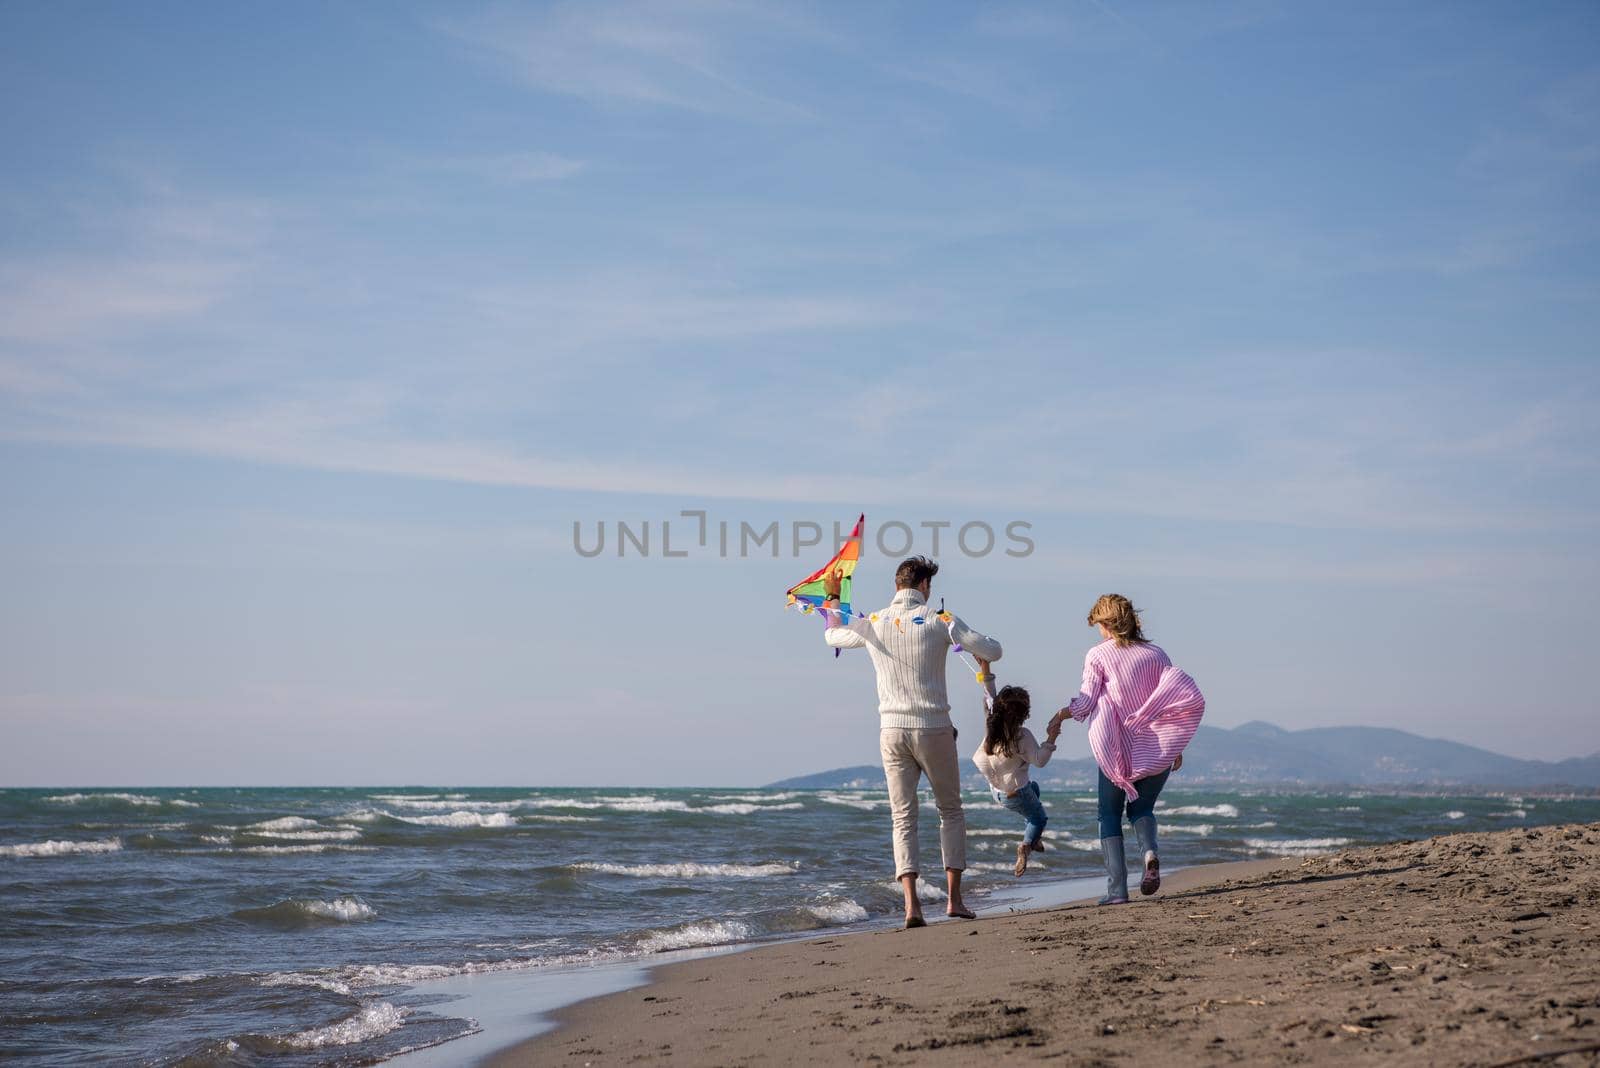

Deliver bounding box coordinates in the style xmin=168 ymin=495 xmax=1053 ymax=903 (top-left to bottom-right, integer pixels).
xmin=1132 ymin=815 xmax=1161 ymax=896
xmin=1099 ymin=836 xmax=1128 ymax=905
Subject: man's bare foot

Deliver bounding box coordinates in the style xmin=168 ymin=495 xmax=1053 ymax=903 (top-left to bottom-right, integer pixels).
xmin=1014 ymin=842 xmax=1029 ymax=876
xmin=947 ymin=904 xmax=976 ymax=919
xmin=903 ymin=913 xmax=926 ymax=929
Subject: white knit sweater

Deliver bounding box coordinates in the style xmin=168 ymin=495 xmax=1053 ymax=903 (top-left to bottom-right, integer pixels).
xmin=824 ymin=588 xmax=1003 ymax=730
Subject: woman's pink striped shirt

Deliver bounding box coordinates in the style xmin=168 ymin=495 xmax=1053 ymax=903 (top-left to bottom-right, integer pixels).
xmin=1065 ymin=639 xmax=1205 ymax=799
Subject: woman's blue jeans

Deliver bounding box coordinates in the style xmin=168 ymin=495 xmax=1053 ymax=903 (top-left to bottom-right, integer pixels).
xmin=994 ymin=781 xmax=1048 ymax=846
xmin=1097 ymin=767 xmax=1170 ymax=840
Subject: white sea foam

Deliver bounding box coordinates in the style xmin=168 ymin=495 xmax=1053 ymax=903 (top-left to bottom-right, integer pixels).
xmin=815 ymin=793 xmax=884 ymax=811
xmin=135 ymin=972 xmax=209 ymax=985
xmin=1243 ymin=837 xmax=1351 ymax=856
xmin=522 ymin=815 xmax=601 ymax=823
xmin=521 ymin=796 xmax=803 ymax=816
xmin=246 ymin=817 xmax=321 ymax=832
xmin=914 ymin=880 xmax=948 ymax=901
xmin=572 ymin=861 xmax=797 ymax=878
xmin=1495 ymin=809 xmax=1528 ymax=819
xmin=638 ymin=920 xmax=756 ymax=953
xmin=1444 ymin=810 xmax=1466 ymax=820
xmin=698 ymin=802 xmax=806 ymax=815
xmin=45 ymin=792 xmax=163 ymax=806
xmin=262 ymin=972 xmax=355 ymax=996
xmin=369 ymin=794 xmax=438 ymax=802
xmin=232 ymin=844 xmax=377 ymax=855
xmin=371 ymin=798 xmax=522 ymax=812
xmin=301 ymin=897 xmax=377 ymax=922
xmin=388 ymin=811 xmax=517 ymax=829
xmin=1063 ymin=839 xmax=1101 ymax=852
xmin=0 ymin=838 xmax=122 ymax=858
xmin=1158 ymin=803 xmax=1239 ymax=818
xmin=343 ymin=962 xmax=461 ymax=986
xmin=248 ymin=829 xmax=364 ymax=842
xmin=968 ymin=860 xmax=1047 ymax=872
xmin=708 ymin=792 xmax=801 ymax=803
xmin=201 ymin=834 xmax=232 ymax=845
xmin=806 ymin=900 xmax=869 ymax=924
xmin=1162 ymin=823 xmax=1215 ymax=836
xmin=283 ymin=1002 xmax=406 ymax=1050
xmin=523 ymin=797 xmax=692 ymax=813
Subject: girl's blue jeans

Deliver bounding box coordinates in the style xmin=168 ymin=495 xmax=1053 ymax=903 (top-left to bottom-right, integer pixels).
xmin=1097 ymin=767 xmax=1170 ymax=840
xmin=994 ymin=781 xmax=1048 ymax=846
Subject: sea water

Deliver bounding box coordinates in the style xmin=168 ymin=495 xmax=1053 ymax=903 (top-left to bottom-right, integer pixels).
xmin=3 ymin=786 xmax=1596 ymax=1065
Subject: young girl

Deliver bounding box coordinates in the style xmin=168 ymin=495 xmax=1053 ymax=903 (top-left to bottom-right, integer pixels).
xmin=971 ymin=658 xmax=1063 ymax=876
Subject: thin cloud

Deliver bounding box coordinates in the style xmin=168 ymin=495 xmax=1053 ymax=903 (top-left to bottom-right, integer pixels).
xmin=439 ymin=1 xmax=815 ymax=118
xmin=419 ymin=151 xmax=588 ymax=185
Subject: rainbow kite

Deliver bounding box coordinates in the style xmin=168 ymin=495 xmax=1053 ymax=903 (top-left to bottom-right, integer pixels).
xmin=786 ymin=513 xmax=864 ymax=627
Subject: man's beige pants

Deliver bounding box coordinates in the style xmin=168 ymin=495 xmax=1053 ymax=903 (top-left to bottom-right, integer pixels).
xmin=880 ymin=725 xmax=967 ymax=879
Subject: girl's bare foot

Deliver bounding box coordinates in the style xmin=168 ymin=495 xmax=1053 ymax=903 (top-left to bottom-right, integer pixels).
xmin=1031 ymin=838 xmax=1047 ymax=853
xmin=1014 ymin=842 xmax=1029 ymax=876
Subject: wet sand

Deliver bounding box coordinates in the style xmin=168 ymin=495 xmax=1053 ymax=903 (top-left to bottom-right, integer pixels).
xmin=494 ymin=823 xmax=1600 ymax=1066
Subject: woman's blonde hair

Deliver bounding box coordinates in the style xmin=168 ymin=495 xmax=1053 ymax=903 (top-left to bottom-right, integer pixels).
xmin=1088 ymin=593 xmax=1148 ymax=646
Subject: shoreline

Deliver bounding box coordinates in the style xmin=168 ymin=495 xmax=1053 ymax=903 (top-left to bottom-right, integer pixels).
xmin=470 ymin=857 xmax=1291 ymax=1067
xmin=488 ymin=824 xmax=1600 ymax=1066
xmin=394 ymin=868 xmax=1131 ymax=1067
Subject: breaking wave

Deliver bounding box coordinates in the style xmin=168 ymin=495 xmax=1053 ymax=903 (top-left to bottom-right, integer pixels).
xmin=282 ymin=1002 xmax=406 ymax=1050
xmin=1 ymin=838 xmax=123 ymax=858
xmin=806 ymin=899 xmax=869 ymax=924
xmin=698 ymin=802 xmax=805 ymax=815
xmin=45 ymin=793 xmax=164 ymax=807
xmin=1243 ymin=837 xmax=1351 ymax=856
xmin=814 ymin=792 xmax=884 ymax=811
xmin=1159 ymin=804 xmax=1240 ymax=818
xmin=387 ymin=811 xmax=517 ymax=828
xmin=637 ymin=919 xmax=756 ymax=953
xmin=235 ymin=897 xmax=377 ymax=928
xmin=246 ymin=817 xmax=321 ymax=832
xmin=571 ymin=861 xmax=797 ymax=878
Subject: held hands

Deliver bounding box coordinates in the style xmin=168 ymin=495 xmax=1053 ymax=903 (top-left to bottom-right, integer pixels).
xmin=1171 ymin=752 xmax=1184 ymax=772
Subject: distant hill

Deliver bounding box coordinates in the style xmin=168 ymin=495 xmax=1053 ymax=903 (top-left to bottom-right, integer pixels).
xmin=767 ymin=721 xmax=1600 ymax=791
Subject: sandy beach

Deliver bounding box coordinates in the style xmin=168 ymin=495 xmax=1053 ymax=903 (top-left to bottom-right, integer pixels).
xmin=494 ymin=822 xmax=1600 ymax=1067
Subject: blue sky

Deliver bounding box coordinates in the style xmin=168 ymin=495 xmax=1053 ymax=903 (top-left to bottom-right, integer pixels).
xmin=1 ymin=1 xmax=1596 ymax=786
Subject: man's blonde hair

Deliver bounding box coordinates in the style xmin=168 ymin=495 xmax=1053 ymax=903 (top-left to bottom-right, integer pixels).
xmin=1088 ymin=593 xmax=1148 ymax=647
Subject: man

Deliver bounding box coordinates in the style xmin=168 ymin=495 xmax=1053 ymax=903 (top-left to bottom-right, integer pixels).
xmin=822 ymin=555 xmax=1003 ymax=928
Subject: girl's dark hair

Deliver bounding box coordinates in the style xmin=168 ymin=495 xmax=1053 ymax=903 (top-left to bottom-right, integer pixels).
xmin=983 ymin=685 xmax=1032 ymax=757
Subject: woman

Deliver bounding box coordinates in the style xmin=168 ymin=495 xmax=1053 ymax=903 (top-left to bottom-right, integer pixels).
xmin=1058 ymin=594 xmax=1205 ymax=905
